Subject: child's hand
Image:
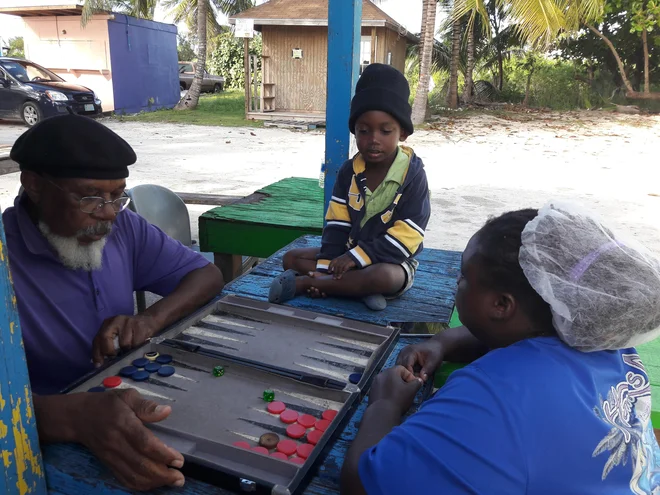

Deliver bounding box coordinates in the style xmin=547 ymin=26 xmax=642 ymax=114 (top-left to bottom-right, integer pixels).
xmin=368 ymin=366 xmax=423 ymax=416
xmin=328 ymin=254 xmax=357 ymax=279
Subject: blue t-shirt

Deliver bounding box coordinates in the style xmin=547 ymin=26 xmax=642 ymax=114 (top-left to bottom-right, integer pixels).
xmin=359 ymin=336 xmax=660 ymax=494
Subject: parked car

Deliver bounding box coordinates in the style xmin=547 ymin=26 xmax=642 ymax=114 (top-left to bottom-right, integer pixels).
xmin=0 ymin=57 xmax=102 ymax=127
xmin=178 ymin=62 xmax=225 ymax=93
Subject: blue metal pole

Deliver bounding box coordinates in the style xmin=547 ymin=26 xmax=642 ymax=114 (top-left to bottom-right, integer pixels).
xmin=323 ymin=0 xmax=362 ymax=219
xmin=0 ymin=215 xmax=46 ymax=494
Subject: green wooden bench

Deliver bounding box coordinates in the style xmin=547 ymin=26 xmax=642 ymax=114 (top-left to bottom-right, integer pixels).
xmin=198 ymin=177 xmax=324 ymax=282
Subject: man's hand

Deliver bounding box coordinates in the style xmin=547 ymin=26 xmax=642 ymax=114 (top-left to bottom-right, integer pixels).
xmin=328 ymin=254 xmax=357 ymax=279
xmin=368 ymin=366 xmax=422 ymax=416
xmin=75 ymin=388 xmax=184 ymax=491
xmin=92 ymin=314 xmax=159 ymax=366
xmin=396 ymin=339 xmax=446 ymax=382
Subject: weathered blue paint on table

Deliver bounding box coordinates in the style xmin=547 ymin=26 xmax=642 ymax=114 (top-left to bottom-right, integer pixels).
xmin=41 ymin=336 xmax=436 ymax=495
xmin=225 ymin=235 xmax=462 ymax=327
xmin=0 ymin=214 xmax=47 ymax=494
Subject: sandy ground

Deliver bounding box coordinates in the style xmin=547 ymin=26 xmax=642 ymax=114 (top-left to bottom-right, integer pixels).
xmin=0 ymin=110 xmax=658 ymax=256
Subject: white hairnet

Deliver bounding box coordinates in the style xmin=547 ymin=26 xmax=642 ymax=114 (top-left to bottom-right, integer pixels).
xmin=519 ymin=201 xmax=660 ymax=352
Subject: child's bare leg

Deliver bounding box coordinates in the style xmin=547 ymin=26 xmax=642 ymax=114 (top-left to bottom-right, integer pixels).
xmin=295 ymin=264 xmax=406 ymax=298
xmin=282 ymin=248 xmax=321 ymax=274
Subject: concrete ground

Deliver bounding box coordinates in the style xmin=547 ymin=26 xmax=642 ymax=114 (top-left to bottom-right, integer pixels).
xmin=0 ymin=111 xmax=659 ymax=256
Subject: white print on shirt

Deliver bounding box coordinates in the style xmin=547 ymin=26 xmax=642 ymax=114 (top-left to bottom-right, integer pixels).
xmin=593 ymin=353 xmax=660 ymax=494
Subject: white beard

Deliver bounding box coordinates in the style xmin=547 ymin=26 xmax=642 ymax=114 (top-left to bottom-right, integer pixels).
xmin=38 ymin=221 xmax=110 ymax=271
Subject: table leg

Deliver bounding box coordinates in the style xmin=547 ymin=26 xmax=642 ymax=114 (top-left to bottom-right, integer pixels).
xmin=214 ymin=253 xmax=243 ymax=283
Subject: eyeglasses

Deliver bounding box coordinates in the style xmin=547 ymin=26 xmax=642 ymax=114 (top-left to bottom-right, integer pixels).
xmin=45 ymin=178 xmax=131 ymax=214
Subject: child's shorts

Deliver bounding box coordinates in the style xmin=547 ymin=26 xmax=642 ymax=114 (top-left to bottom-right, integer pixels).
xmin=386 ymin=258 xmax=419 ymax=299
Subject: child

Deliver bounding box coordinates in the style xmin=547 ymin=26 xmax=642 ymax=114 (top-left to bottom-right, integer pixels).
xmin=341 ymin=202 xmax=660 ymax=494
xmin=269 ymin=64 xmax=431 ymax=311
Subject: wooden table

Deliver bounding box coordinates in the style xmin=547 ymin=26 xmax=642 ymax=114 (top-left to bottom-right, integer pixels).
xmin=224 ymin=235 xmax=462 ymax=327
xmin=199 ymin=178 xmax=324 ymax=283
xmin=43 ymin=237 xmax=462 ymax=494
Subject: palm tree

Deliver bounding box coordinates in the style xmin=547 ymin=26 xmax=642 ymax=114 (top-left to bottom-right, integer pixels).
xmin=172 ymin=0 xmax=254 ymax=110
xmin=446 ymin=17 xmax=462 ymax=108
xmin=411 ymin=0 xmax=438 ymax=124
xmin=81 ymin=0 xmax=156 ymax=25
xmin=462 ymin=19 xmax=475 ymax=103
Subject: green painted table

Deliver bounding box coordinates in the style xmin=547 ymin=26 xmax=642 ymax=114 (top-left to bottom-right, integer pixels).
xmin=199 ymin=177 xmax=324 ymax=282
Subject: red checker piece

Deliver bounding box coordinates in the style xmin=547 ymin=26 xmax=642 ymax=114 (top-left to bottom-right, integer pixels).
xmin=286 ymin=424 xmax=306 ymax=439
xmin=322 ymin=409 xmax=338 ymax=421
xmin=289 ymin=457 xmax=306 ymax=465
xmin=271 ymin=452 xmax=289 ymax=460
xmin=297 ymin=414 xmax=316 ymax=428
xmin=267 ymin=401 xmax=286 ymax=415
xmin=296 ymin=443 xmax=314 ymax=459
xmin=276 ymin=439 xmax=297 ymax=456
xmin=102 ymin=376 xmax=122 ymax=388
xmin=307 ymin=429 xmax=323 ymax=445
xmin=233 ymin=441 xmax=251 ymax=449
xmin=280 ymin=409 xmax=299 ymax=424
xmin=252 ymin=447 xmax=269 ymax=455
xmin=314 ymin=419 xmax=330 ymax=432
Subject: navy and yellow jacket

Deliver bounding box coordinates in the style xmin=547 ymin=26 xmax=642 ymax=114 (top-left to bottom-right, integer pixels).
xmin=316 ymin=147 xmax=431 ymax=272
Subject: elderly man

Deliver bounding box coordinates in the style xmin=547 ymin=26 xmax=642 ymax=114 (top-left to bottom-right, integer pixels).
xmin=3 ymin=114 xmax=224 ymax=490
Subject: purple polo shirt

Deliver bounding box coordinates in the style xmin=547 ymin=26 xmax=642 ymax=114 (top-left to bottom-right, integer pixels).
xmin=3 ymin=194 xmax=211 ymax=395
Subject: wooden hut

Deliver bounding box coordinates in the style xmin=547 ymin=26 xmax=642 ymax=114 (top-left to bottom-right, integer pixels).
xmin=230 ymin=0 xmax=417 ymax=122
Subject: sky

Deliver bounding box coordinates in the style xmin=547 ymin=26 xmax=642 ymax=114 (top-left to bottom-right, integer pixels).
xmin=0 ymin=0 xmax=435 ymax=43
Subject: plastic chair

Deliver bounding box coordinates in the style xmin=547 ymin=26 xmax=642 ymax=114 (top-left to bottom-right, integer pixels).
xmin=127 ymin=184 xmax=193 ymax=247
xmin=126 ymin=184 xmax=213 ymax=312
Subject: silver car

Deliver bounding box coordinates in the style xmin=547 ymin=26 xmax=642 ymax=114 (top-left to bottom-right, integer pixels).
xmin=179 ymin=62 xmax=225 ymax=93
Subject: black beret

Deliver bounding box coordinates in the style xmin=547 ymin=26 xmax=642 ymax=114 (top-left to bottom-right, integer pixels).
xmin=10 ymin=114 xmax=136 ymax=180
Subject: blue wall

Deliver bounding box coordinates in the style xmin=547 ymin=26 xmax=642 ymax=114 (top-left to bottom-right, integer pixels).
xmin=108 ymin=14 xmax=179 ymax=114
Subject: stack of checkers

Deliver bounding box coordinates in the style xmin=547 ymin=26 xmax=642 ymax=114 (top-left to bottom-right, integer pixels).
xmin=87 ymin=353 xmax=175 ymax=391
xmin=232 ymin=402 xmax=339 ymax=466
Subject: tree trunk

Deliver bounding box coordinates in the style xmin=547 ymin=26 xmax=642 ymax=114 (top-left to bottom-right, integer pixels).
xmin=497 ymin=52 xmax=504 ymax=91
xmin=462 ymin=20 xmax=475 ymax=104
xmin=523 ymin=69 xmax=534 ymax=106
xmin=175 ymin=0 xmax=207 ymax=110
xmin=446 ymin=18 xmax=461 ymax=109
xmin=642 ymin=29 xmax=650 ymax=94
xmin=586 ymin=25 xmax=634 ymax=93
xmin=411 ymin=0 xmax=437 ymax=125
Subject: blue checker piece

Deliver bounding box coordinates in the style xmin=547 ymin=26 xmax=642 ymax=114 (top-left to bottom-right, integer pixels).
xmin=132 ymin=370 xmax=150 ymax=382
xmin=132 ymin=358 xmax=149 ymax=368
xmin=157 ymin=366 xmax=175 ymax=377
xmin=156 ymin=354 xmax=173 ymax=364
xmin=145 ymin=362 xmax=161 ymax=373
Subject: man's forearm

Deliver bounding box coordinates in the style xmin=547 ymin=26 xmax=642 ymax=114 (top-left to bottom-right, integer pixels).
xmin=143 ymin=264 xmax=224 ymax=332
xmin=34 ymin=394 xmax=85 ymax=444
xmin=341 ymin=400 xmax=402 ymax=495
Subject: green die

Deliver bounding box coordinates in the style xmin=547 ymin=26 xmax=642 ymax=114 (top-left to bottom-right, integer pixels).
xmin=212 ymin=366 xmax=225 ymax=377
xmin=263 ymin=389 xmax=275 ymax=402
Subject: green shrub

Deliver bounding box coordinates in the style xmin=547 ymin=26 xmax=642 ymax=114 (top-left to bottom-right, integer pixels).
xmin=208 ymin=32 xmax=262 ymax=90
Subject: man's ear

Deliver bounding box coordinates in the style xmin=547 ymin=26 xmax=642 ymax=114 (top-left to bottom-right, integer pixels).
xmin=488 ymin=292 xmax=517 ymax=321
xmin=20 ymin=171 xmax=43 ymax=203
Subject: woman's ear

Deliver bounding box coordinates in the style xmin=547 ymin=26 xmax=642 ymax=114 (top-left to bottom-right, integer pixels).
xmin=399 ymin=130 xmax=409 ymax=142
xmin=489 ymin=292 xmax=517 ymax=321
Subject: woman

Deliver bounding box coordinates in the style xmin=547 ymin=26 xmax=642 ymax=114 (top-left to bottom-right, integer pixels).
xmin=341 ymin=202 xmax=660 ymax=494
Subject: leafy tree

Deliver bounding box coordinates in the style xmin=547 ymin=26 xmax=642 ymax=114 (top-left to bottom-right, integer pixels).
xmin=5 ymin=37 xmax=24 ymax=59
xmin=208 ymin=32 xmax=262 ymax=90
xmin=177 ymin=33 xmax=197 ymax=61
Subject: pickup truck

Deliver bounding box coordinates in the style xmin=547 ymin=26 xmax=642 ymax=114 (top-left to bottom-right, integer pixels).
xmin=179 ymin=62 xmax=225 ymax=93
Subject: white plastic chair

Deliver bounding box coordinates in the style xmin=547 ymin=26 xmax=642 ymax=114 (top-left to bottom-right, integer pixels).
xmin=126 ymin=184 xmax=213 ymax=312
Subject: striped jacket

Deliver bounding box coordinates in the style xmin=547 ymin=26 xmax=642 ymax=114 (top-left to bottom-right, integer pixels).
xmin=316 ymin=147 xmax=431 ymax=272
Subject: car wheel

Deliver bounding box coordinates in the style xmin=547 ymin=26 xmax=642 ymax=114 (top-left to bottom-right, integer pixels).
xmin=22 ymin=102 xmax=42 ymax=127
xmin=213 ymin=83 xmax=223 ymax=93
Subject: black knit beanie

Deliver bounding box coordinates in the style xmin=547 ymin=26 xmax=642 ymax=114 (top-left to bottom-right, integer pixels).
xmin=348 ymin=63 xmax=413 ymax=135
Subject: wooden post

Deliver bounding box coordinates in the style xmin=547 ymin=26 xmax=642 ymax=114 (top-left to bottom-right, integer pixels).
xmin=371 ymin=27 xmax=377 ymax=64
xmin=323 ymin=0 xmax=362 ymax=218
xmin=252 ymin=55 xmax=258 ymax=112
xmin=243 ymin=38 xmax=250 ymax=115
xmin=0 ymin=216 xmax=47 ymax=494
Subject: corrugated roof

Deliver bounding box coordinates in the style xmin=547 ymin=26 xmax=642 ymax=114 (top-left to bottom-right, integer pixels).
xmin=231 ymin=0 xmax=417 ymax=42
